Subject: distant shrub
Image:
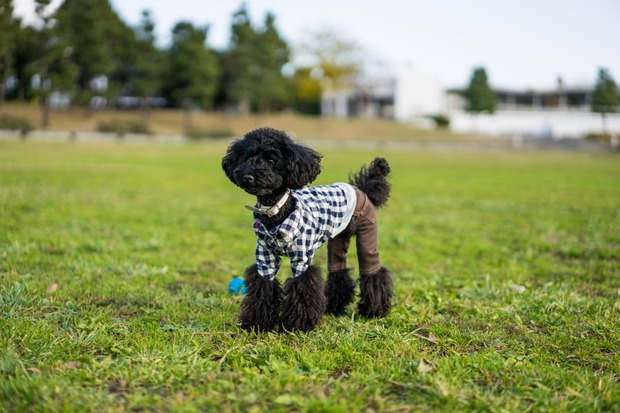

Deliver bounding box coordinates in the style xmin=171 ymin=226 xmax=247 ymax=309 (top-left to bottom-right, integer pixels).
xmin=97 ymin=120 xmax=152 ymax=136
xmin=0 ymin=115 xmax=33 ymax=137
xmin=585 ymin=132 xmax=620 ymax=143
xmin=185 ymin=127 xmax=234 ymax=140
xmin=427 ymin=114 xmax=450 ymax=129
xmin=584 ymin=132 xmax=620 ymax=147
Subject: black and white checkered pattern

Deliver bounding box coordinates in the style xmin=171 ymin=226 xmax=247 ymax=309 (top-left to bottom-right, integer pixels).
xmin=253 ymin=184 xmax=352 ymax=279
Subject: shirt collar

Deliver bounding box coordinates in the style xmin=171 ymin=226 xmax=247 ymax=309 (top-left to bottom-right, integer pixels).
xmin=245 ymin=190 xmax=290 ymax=217
xmin=253 ymin=192 xmax=304 ymax=242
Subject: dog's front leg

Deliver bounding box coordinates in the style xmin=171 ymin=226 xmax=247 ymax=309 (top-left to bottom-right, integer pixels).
xmin=238 ymin=264 xmax=282 ymax=332
xmin=279 ymin=265 xmax=327 ymax=332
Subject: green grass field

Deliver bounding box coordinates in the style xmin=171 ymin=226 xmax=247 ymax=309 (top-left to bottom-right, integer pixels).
xmin=1 ymin=139 xmax=619 ymax=412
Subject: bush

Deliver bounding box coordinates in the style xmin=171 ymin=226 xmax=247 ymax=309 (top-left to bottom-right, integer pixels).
xmin=584 ymin=133 xmax=618 ymax=144
xmin=0 ymin=115 xmax=34 ymax=137
xmin=185 ymin=127 xmax=234 ymax=140
xmin=97 ymin=119 xmax=152 ymax=136
xmin=427 ymin=114 xmax=450 ymax=129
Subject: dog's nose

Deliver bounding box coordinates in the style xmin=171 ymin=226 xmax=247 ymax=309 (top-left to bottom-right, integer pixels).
xmin=243 ymin=174 xmax=255 ymax=184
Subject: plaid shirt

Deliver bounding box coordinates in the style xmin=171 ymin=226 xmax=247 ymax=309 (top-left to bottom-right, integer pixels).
xmin=252 ymin=183 xmax=356 ymax=279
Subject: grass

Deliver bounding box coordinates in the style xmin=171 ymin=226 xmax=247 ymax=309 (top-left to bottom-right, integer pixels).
xmin=1 ymin=139 xmax=619 ymax=412
xmin=0 ymin=102 xmax=493 ymax=142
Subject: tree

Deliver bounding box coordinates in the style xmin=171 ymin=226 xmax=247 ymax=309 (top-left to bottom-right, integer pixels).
xmin=104 ymin=13 xmax=139 ymax=102
xmin=164 ymin=21 xmax=220 ymax=110
xmin=253 ymin=13 xmax=291 ymax=112
xmin=291 ymin=67 xmax=322 ymax=114
xmin=32 ymin=0 xmax=79 ymax=128
xmin=55 ymin=0 xmax=135 ymax=105
xmin=224 ymin=4 xmax=258 ymax=113
xmin=55 ymin=0 xmax=111 ymax=97
xmin=298 ymin=28 xmax=363 ymax=93
xmin=130 ymin=10 xmax=165 ymax=103
xmin=464 ymin=67 xmax=496 ymax=114
xmin=11 ymin=25 xmax=40 ymax=101
xmin=223 ymin=5 xmax=292 ymax=113
xmin=0 ymin=0 xmax=16 ymax=104
xmin=591 ymin=68 xmax=619 ymax=134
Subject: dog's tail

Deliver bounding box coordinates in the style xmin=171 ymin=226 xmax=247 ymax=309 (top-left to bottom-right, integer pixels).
xmin=349 ymin=157 xmax=391 ymax=208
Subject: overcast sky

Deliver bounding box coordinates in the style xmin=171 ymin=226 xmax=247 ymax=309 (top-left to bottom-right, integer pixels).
xmin=13 ymin=0 xmax=620 ymax=90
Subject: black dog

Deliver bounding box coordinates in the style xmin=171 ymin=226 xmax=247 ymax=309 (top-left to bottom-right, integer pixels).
xmin=222 ymin=127 xmax=393 ymax=332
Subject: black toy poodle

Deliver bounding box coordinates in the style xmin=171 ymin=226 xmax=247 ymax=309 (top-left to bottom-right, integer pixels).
xmin=222 ymin=127 xmax=393 ymax=332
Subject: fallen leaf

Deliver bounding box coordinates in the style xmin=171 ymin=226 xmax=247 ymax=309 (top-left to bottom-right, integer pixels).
xmin=64 ymin=361 xmax=80 ymax=369
xmin=159 ymin=316 xmax=168 ymax=326
xmin=47 ymin=283 xmax=58 ymax=293
xmin=509 ymin=283 xmax=526 ymax=293
xmin=413 ymin=332 xmax=438 ymax=345
xmin=417 ymin=358 xmax=434 ymax=373
xmin=108 ymin=379 xmax=127 ymax=395
xmin=27 ymin=367 xmax=41 ymax=374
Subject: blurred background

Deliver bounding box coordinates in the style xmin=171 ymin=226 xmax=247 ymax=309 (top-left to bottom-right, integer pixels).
xmin=2 ymin=0 xmax=619 ymax=143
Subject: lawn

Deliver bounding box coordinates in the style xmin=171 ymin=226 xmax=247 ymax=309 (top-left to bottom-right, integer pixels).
xmin=1 ymin=139 xmax=619 ymax=412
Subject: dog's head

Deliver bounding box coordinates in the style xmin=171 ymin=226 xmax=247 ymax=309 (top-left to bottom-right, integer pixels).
xmin=222 ymin=127 xmax=322 ymax=196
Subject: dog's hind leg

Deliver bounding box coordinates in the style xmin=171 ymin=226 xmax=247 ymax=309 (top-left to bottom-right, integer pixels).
xmin=238 ymin=264 xmax=282 ymax=332
xmin=357 ymin=266 xmax=393 ymax=318
xmin=325 ymin=269 xmax=356 ymax=316
xmin=325 ymin=231 xmax=356 ymax=316
xmin=279 ymin=265 xmax=326 ymax=332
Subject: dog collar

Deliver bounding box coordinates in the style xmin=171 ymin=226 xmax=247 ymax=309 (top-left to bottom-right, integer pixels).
xmin=245 ymin=190 xmax=290 ymax=217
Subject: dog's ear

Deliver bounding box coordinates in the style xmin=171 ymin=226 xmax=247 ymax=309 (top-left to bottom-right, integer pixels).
xmin=222 ymin=139 xmax=242 ymax=183
xmin=282 ymin=141 xmax=322 ymax=189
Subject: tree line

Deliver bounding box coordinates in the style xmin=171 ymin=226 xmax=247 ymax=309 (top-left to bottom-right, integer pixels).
xmin=0 ymin=0 xmax=617 ymax=131
xmin=0 ymin=0 xmax=352 ymax=120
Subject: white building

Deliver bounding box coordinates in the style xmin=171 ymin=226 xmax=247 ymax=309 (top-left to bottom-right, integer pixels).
xmin=321 ymin=73 xmax=620 ymax=139
xmin=321 ymin=72 xmax=442 ymax=124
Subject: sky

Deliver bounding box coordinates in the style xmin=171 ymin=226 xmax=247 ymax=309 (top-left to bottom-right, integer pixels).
xmin=12 ymin=0 xmax=620 ymax=90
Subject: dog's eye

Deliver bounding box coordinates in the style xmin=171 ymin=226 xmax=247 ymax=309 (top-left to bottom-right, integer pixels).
xmin=266 ymin=159 xmax=275 ymax=164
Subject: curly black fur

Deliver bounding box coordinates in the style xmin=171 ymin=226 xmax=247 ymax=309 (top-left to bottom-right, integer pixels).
xmin=222 ymin=127 xmax=394 ymax=333
xmin=349 ymin=157 xmax=391 ymax=208
xmin=238 ymin=265 xmax=283 ymax=332
xmin=325 ymin=268 xmax=356 ymax=316
xmin=222 ymin=127 xmax=322 ymax=196
xmin=279 ymin=265 xmax=327 ymax=332
xmin=357 ymin=266 xmax=393 ymax=318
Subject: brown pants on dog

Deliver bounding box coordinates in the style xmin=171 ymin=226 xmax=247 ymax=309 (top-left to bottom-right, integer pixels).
xmin=327 ymin=188 xmax=382 ymax=276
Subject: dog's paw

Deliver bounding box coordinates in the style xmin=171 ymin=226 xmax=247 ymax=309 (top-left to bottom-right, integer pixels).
xmin=357 ymin=266 xmax=393 ymax=318
xmin=279 ymin=266 xmax=326 ymax=332
xmin=325 ymin=268 xmax=356 ymax=316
